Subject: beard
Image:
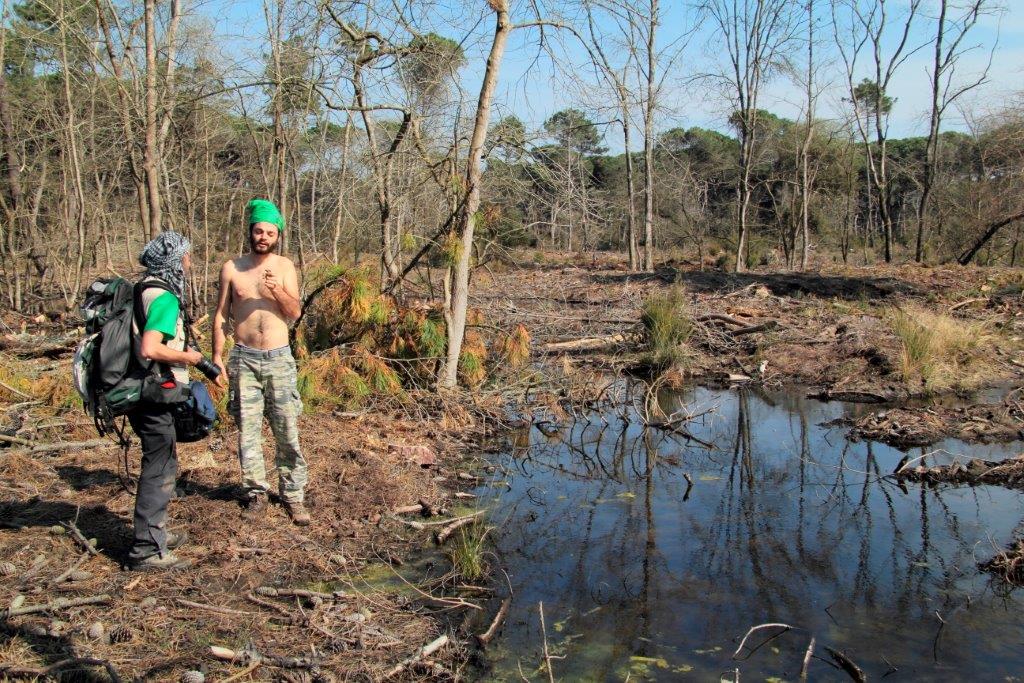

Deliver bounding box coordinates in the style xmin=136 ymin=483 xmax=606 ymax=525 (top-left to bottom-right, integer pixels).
xmin=250 ymin=235 xmax=278 ymax=254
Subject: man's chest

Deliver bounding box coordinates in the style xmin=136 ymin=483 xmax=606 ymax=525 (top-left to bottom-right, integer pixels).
xmin=231 ymin=270 xmax=266 ymax=301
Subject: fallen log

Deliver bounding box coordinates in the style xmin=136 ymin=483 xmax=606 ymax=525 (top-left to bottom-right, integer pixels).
xmin=0 ymin=334 xmax=76 ymax=358
xmin=541 ymin=334 xmax=627 ymax=353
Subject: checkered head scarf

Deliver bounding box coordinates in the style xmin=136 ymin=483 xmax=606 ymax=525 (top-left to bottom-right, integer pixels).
xmin=138 ymin=230 xmax=191 ymax=300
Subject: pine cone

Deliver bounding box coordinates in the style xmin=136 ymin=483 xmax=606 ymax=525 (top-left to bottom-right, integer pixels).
xmin=255 ymin=586 xmax=278 ymax=597
xmin=108 ymin=625 xmax=132 ymax=643
xmin=180 ymin=670 xmax=205 ymax=683
xmin=0 ymin=562 xmax=15 ymax=576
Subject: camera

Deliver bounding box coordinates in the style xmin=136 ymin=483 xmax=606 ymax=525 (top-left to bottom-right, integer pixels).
xmin=195 ymin=357 xmax=221 ymax=382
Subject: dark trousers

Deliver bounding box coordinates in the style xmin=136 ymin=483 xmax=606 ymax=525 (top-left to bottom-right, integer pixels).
xmin=126 ymin=403 xmax=178 ymax=561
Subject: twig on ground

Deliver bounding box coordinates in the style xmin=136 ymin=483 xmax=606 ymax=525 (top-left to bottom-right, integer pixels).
xmin=2 ymin=593 xmax=111 ymax=618
xmin=176 ymin=599 xmax=253 ymax=616
xmin=0 ymin=657 xmax=122 ymax=682
xmin=383 ymin=634 xmax=450 ymax=679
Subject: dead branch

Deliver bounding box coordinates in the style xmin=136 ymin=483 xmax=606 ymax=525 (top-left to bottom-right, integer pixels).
xmin=825 ymin=646 xmax=867 ymax=683
xmin=436 ymin=514 xmax=482 ymax=545
xmin=176 ymin=598 xmax=253 ymax=616
xmin=383 ymin=634 xmax=450 ymax=679
xmin=209 ymin=645 xmax=318 ymax=670
xmin=2 ymin=593 xmax=111 ymax=618
xmin=732 ymin=623 xmax=794 ymax=659
xmin=539 ymin=602 xmax=556 ymax=683
xmin=800 ymin=636 xmax=815 ymax=680
xmin=0 ymin=657 xmax=122 ymax=682
xmin=61 ymin=520 xmax=99 ymax=555
xmin=476 ymin=596 xmax=511 ymax=646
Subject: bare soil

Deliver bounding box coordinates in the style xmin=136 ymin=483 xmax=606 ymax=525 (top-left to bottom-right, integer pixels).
xmin=474 ymin=254 xmax=1024 ymax=402
xmin=0 ymin=388 xmax=499 ymax=681
xmin=4 ymin=252 xmax=1024 ymax=678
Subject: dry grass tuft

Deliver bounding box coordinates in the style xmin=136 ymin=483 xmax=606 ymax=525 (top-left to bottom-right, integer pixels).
xmin=888 ymin=305 xmax=993 ymax=392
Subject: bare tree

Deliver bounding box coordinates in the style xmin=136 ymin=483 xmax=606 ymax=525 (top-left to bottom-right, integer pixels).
xmin=706 ymin=0 xmax=798 ymax=273
xmin=913 ymin=0 xmax=993 ymax=262
xmin=833 ymin=0 xmax=924 ymax=263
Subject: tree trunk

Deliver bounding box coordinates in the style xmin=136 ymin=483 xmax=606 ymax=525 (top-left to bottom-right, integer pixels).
xmin=143 ymin=0 xmax=162 ymax=238
xmin=438 ymin=0 xmax=511 ymax=390
xmin=623 ymin=109 xmax=639 ymax=270
xmin=642 ymin=0 xmax=658 ymax=271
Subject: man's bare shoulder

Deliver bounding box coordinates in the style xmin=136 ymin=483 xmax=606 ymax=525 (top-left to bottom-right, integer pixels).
xmin=224 ymin=255 xmax=253 ymax=275
xmin=271 ymin=254 xmax=296 ymax=271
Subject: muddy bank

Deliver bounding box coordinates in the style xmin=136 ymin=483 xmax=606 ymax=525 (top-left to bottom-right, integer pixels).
xmin=844 ymin=402 xmax=1024 ymax=448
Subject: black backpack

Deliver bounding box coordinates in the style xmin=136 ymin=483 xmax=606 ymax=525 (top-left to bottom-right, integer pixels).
xmin=74 ymin=277 xmax=182 ymax=435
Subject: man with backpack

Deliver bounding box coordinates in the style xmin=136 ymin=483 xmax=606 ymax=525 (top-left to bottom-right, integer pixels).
xmin=127 ymin=231 xmax=204 ymax=570
xmin=211 ymin=199 xmax=310 ymax=525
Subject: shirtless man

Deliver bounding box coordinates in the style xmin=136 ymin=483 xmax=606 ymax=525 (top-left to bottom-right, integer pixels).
xmin=212 ymin=198 xmax=310 ymax=525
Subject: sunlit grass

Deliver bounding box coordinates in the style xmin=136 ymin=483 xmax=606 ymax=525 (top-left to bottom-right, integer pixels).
xmin=640 ymin=287 xmax=692 ymax=370
xmin=889 ymin=305 xmax=993 ymax=392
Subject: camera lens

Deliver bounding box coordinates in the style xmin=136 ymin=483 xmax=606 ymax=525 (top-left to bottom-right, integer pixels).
xmin=196 ymin=357 xmax=221 ymax=381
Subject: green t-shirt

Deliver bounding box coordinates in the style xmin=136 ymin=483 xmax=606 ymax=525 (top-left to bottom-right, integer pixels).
xmin=144 ymin=291 xmax=180 ymax=341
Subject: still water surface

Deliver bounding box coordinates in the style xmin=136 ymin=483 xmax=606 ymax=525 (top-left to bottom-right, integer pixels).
xmin=476 ymin=386 xmax=1024 ymax=681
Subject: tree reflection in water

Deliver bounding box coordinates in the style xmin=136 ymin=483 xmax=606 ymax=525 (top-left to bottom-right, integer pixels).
xmin=484 ymin=385 xmax=1024 ymax=680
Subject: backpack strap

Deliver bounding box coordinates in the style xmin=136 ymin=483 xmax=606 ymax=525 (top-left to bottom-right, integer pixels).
xmin=133 ymin=278 xmax=188 ymax=375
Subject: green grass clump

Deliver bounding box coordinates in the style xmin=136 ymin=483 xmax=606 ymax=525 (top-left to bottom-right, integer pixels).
xmin=447 ymin=522 xmax=489 ymax=582
xmin=641 ymin=287 xmax=693 ymax=370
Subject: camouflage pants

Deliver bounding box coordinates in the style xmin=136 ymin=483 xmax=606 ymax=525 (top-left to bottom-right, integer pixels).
xmin=228 ymin=345 xmax=307 ymax=503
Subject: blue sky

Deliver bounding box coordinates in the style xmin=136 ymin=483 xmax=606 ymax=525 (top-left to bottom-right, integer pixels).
xmin=199 ymin=0 xmax=1023 ymax=152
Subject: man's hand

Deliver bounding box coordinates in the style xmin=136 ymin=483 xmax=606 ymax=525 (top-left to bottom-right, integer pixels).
xmin=263 ymin=269 xmax=281 ymax=293
xmin=212 ymin=356 xmax=228 ymax=388
xmin=184 ymin=349 xmax=203 ymax=366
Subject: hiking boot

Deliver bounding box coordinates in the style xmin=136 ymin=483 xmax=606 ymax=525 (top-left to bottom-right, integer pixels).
xmin=284 ymin=501 xmax=311 ymax=526
xmin=165 ymin=530 xmax=187 ymax=550
xmin=242 ymin=491 xmax=269 ymax=518
xmin=129 ymin=552 xmax=192 ymax=572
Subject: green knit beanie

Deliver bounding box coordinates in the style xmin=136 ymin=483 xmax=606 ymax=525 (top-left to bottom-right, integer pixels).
xmin=247 ymin=198 xmax=285 ymax=233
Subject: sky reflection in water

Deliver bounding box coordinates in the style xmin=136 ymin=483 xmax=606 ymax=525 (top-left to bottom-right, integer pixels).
xmin=478 ymin=386 xmax=1024 ymax=681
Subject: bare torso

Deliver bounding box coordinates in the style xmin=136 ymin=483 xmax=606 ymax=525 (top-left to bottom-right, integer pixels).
xmin=226 ymin=254 xmax=291 ymax=350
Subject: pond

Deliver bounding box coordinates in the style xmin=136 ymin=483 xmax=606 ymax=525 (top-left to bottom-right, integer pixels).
xmin=474 ymin=385 xmax=1024 ymax=681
